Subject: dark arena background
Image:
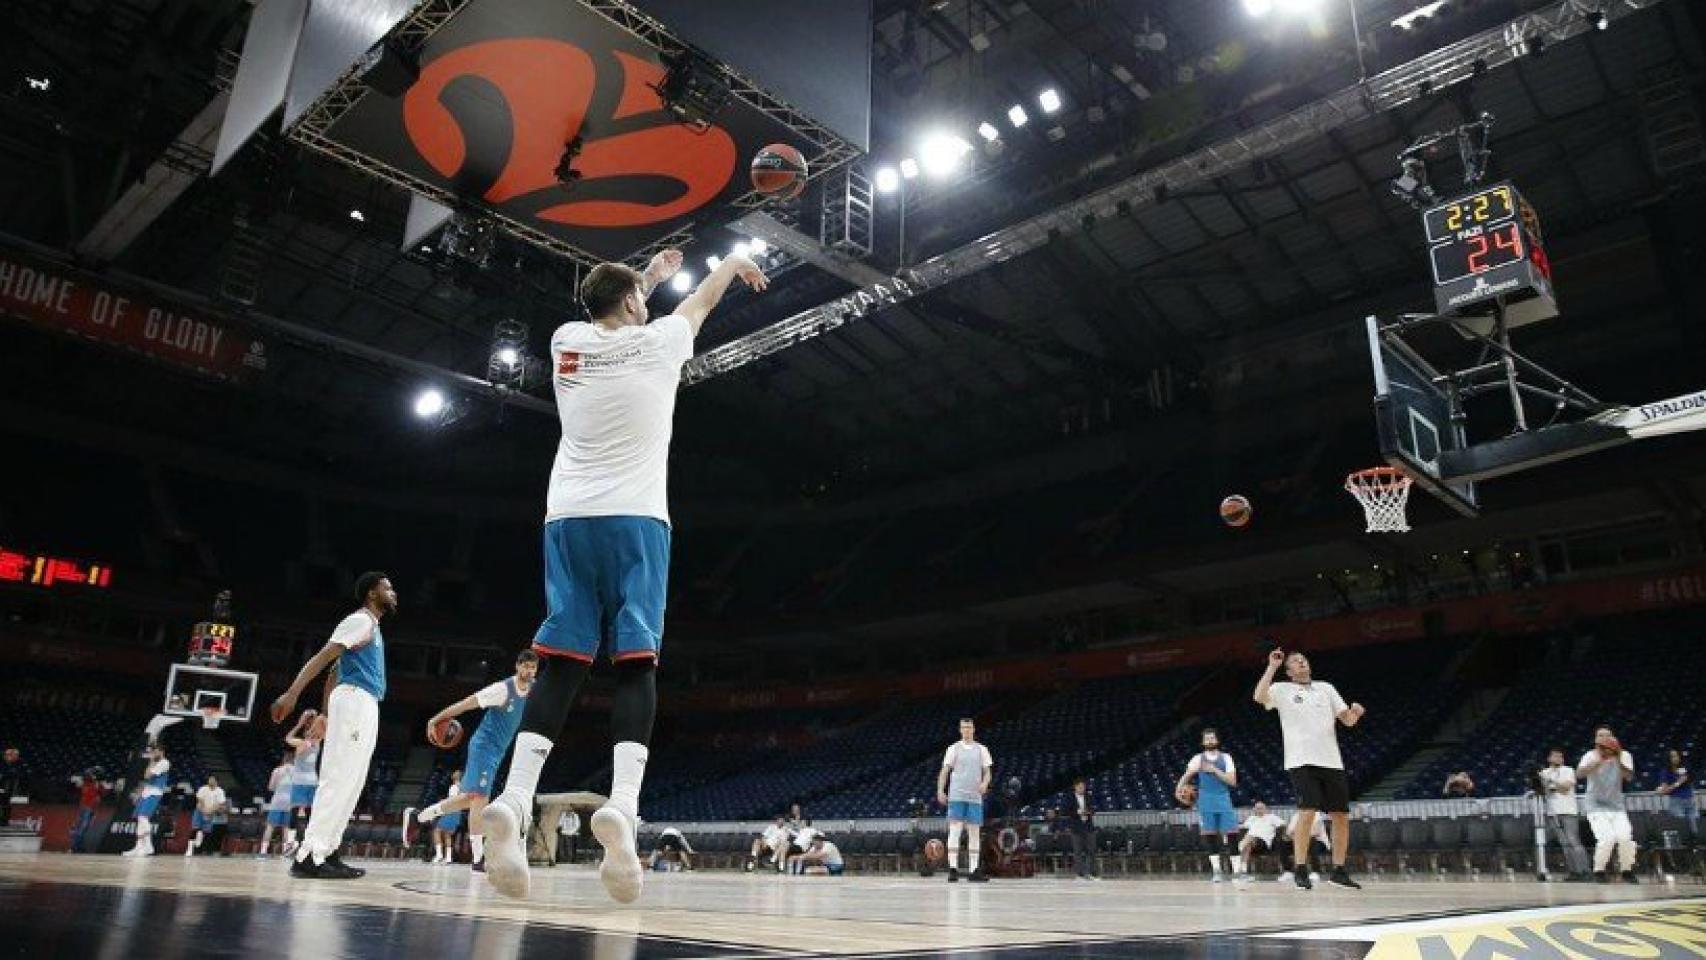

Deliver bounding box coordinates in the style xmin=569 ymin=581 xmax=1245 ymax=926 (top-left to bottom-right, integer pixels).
xmin=2 ymin=0 xmax=1706 ymax=957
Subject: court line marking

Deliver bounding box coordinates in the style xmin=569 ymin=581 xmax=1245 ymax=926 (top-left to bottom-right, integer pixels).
xmin=1264 ymin=895 xmax=1706 ymax=941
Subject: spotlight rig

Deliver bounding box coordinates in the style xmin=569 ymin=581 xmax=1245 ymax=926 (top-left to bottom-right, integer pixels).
xmin=1390 ymin=112 xmax=1495 ymax=210
xmin=487 ymin=318 xmax=530 ymax=387
xmin=649 ymin=47 xmax=732 ymax=132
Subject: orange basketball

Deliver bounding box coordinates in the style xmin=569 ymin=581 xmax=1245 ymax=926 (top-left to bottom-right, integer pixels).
xmin=429 ymin=717 xmax=464 ymax=749
xmin=751 ymin=143 xmax=807 ymax=199
xmin=924 ymin=838 xmax=946 ymax=864
xmin=1220 ymin=494 xmax=1252 ymax=528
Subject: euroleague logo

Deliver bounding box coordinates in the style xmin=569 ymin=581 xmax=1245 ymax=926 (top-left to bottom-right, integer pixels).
xmin=401 ymin=38 xmax=737 ymax=229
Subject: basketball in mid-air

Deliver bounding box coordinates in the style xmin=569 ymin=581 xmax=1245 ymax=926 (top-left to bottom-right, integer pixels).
xmin=429 ymin=717 xmax=464 ymax=749
xmin=924 ymin=838 xmax=946 ymax=864
xmin=1220 ymin=494 xmax=1253 ymax=528
xmin=751 ymin=143 xmax=807 ymax=199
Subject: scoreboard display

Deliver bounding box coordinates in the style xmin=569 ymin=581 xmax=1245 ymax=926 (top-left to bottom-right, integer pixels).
xmin=1424 ymin=182 xmax=1558 ymax=329
xmin=188 ymin=621 xmax=236 ymax=668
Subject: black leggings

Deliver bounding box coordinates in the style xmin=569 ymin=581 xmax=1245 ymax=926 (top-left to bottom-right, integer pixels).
xmin=518 ymin=655 xmax=656 ymax=745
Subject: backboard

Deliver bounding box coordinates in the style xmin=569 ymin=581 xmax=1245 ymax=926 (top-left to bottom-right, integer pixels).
xmin=164 ymin=663 xmax=258 ymax=724
xmin=1365 ymin=316 xmax=1478 ymax=516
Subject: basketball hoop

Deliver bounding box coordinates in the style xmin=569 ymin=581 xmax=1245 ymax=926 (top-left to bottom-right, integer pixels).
xmin=1345 ymin=466 xmax=1414 ymax=533
xmin=198 ymin=706 xmax=226 ymax=730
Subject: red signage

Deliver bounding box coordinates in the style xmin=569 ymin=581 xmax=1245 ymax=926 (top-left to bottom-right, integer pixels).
xmin=0 ymin=546 xmax=113 ymax=590
xmin=0 ymin=251 xmax=267 ymax=380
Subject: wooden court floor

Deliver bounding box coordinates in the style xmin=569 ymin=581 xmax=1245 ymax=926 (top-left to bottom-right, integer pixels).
xmin=1 ymin=853 xmax=1702 ymax=958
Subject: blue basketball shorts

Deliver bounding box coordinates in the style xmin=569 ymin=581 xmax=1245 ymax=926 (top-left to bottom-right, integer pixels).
xmin=438 ymin=812 xmax=464 ymax=832
xmin=134 ymin=794 xmax=162 ymax=818
xmin=1198 ymin=808 xmax=1238 ymax=834
xmin=463 ymin=738 xmax=505 ymax=797
xmin=946 ymin=800 xmax=984 ymax=825
xmin=191 ymin=811 xmax=209 ymax=832
xmin=533 ymin=516 xmax=671 ymax=664
xmin=266 ymin=809 xmax=291 ymax=827
xmin=290 ymin=784 xmax=316 ymax=808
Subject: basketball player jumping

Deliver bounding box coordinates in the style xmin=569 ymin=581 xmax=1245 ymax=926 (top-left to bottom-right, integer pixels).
xmin=282 ymin=709 xmax=322 ymax=855
xmin=405 ymin=649 xmax=537 ymax=872
xmin=936 ymin=718 xmax=994 ymax=883
xmin=1254 ymin=648 xmax=1364 ymax=890
xmin=481 ymin=249 xmax=769 ymax=902
xmin=122 ymin=743 xmax=169 ymax=857
xmin=1174 ymin=728 xmax=1239 ymax=882
xmin=269 ymin=571 xmax=394 ymax=880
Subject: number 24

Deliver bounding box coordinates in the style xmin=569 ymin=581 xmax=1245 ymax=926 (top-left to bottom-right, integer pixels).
xmin=1466 ymin=225 xmax=1520 ymax=273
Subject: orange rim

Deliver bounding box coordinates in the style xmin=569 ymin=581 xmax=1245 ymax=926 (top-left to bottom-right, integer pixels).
xmin=1345 ymin=466 xmax=1411 ymax=489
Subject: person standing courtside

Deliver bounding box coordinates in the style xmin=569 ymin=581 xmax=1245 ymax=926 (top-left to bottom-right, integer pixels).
xmin=1538 ymin=748 xmax=1592 ymax=880
xmin=1578 ymin=726 xmax=1639 ymax=883
xmin=481 ymin=250 xmax=769 ymax=903
xmin=1175 ymin=728 xmax=1239 ymax=883
xmin=1253 ymin=648 xmax=1365 ymax=890
xmin=1066 ymin=778 xmax=1099 ymax=880
xmin=936 ymin=718 xmax=993 ymax=883
xmin=269 ymin=571 xmax=394 ymax=880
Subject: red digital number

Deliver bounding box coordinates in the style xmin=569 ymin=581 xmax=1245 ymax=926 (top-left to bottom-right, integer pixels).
xmin=1466 ymin=234 xmax=1490 ymax=274
xmin=1490 ymin=223 xmax=1521 ymax=257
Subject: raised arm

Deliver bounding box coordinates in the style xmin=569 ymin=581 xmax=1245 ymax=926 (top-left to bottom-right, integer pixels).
xmin=1253 ymin=648 xmax=1284 ymax=705
xmin=638 ymin=249 xmax=683 ymax=298
xmin=269 ymin=641 xmax=345 ymax=723
xmin=676 ymin=255 xmax=767 ymax=336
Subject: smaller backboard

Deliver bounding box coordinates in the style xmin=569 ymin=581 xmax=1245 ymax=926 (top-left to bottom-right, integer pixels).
xmin=164 ymin=663 xmax=258 ymax=724
xmin=1365 ymin=316 xmax=1478 ymax=517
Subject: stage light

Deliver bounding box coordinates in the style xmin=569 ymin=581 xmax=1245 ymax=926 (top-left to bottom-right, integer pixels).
xmin=749 ymin=238 xmax=768 ymax=255
xmin=1038 ymin=89 xmax=1062 ymax=114
xmin=1007 ymin=104 xmax=1028 ymax=127
xmin=732 ymin=242 xmax=751 ymax=260
xmin=899 ymin=158 xmax=920 ymax=179
xmin=25 ymin=76 xmax=50 ymax=92
xmin=488 ymin=319 xmax=528 ymax=383
xmin=875 ymin=167 xmax=900 ymax=193
xmin=706 ymin=255 xmax=722 ymax=271
xmin=413 ymin=389 xmax=446 ymax=419
xmin=348 ymin=208 xmax=365 ymax=222
xmin=495 ymin=347 xmax=519 ymax=368
xmin=1243 ymin=0 xmax=1273 ymax=14
xmin=1275 ymin=0 xmax=1322 ymax=12
xmin=977 ymin=121 xmax=1000 ymax=142
xmin=919 ymin=133 xmax=972 ymax=177
xmin=670 ymin=271 xmax=693 ymax=293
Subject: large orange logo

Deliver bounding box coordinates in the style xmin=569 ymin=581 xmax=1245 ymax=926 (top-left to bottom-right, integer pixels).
xmin=402 ymin=38 xmax=737 ymax=229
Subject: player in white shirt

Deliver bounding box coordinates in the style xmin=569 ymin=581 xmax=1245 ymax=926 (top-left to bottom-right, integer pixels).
xmin=483 ymin=251 xmax=768 ymax=903
xmin=123 ymin=744 xmax=170 ymax=857
xmin=1254 ymin=647 xmax=1365 ymax=890
xmin=746 ymin=815 xmax=791 ymax=872
xmin=1237 ymin=801 xmax=1287 ymax=882
xmin=791 ymin=835 xmax=845 ymax=876
xmin=649 ymin=826 xmax=695 ymax=871
xmin=1578 ymin=727 xmax=1639 ymax=882
xmin=1538 ymin=748 xmax=1592 ymax=879
xmin=259 ymin=753 xmax=294 ymax=857
xmin=186 ymin=775 xmax=228 ymax=856
xmin=937 ymin=718 xmax=995 ymax=882
xmin=782 ymin=822 xmax=823 ymax=874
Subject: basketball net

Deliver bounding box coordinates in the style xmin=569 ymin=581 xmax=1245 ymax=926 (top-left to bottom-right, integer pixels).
xmin=199 ymin=706 xmax=225 ymax=730
xmin=1345 ymin=467 xmax=1413 ymax=533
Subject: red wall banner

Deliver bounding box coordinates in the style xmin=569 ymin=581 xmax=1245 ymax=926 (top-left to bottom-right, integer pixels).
xmin=0 ymin=251 xmax=267 ymax=381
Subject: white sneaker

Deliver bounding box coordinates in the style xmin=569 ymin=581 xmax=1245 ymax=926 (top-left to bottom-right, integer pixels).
xmin=482 ymin=795 xmax=531 ymax=900
xmin=1277 ymin=871 xmax=1293 ymax=884
xmin=591 ymin=806 xmax=643 ymax=904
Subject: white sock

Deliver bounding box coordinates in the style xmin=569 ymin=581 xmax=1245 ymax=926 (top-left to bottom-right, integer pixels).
xmin=609 ymin=741 xmax=648 ymax=821
xmin=968 ymin=848 xmax=980 ymax=871
xmin=435 ymin=843 xmax=445 ymax=861
xmin=419 ymin=803 xmax=442 ymax=822
xmin=1232 ymin=855 xmax=1245 ymax=874
xmin=501 ymin=732 xmax=553 ymax=809
xmin=471 ymin=835 xmax=485 ymax=862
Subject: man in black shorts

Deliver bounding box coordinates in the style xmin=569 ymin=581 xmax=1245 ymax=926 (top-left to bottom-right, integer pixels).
xmin=1253 ymin=648 xmax=1365 ymax=890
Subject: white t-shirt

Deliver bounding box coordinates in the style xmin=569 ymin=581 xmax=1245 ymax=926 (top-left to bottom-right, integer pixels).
xmin=1263 ymin=681 xmax=1349 ymax=770
xmin=1540 ymin=765 xmax=1579 ymax=816
xmin=558 ymin=811 xmax=580 ymax=834
xmin=942 ymin=742 xmax=995 ymax=803
xmin=195 ymin=785 xmax=226 ymax=815
xmin=1241 ymin=812 xmax=1286 ymax=845
xmin=761 ymin=823 xmax=789 ymax=849
xmin=545 ymin=315 xmax=695 ymax=525
xmin=1189 ymin=752 xmax=1238 ymax=777
xmin=474 ymin=681 xmax=511 ymax=709
xmin=818 ymin=840 xmax=843 ymax=868
xmin=793 ymin=825 xmax=821 ymax=850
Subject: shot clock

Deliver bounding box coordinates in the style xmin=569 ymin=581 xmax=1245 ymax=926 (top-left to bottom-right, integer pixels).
xmin=1423 ymin=182 xmax=1558 ymax=332
xmin=187 ymin=621 xmax=236 ymax=668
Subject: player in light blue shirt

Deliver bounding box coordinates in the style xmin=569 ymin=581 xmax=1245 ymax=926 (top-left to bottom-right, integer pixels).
xmin=1176 ymin=728 xmax=1239 ymax=882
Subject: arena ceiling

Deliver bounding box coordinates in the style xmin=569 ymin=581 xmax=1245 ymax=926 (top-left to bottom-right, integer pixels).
xmin=0 ymin=0 xmax=1703 ymax=503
